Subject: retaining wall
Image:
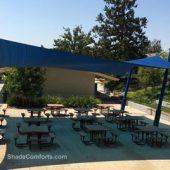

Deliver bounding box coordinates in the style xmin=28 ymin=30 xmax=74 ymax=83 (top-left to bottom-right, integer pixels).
xmin=127 ymin=101 xmax=170 ymax=121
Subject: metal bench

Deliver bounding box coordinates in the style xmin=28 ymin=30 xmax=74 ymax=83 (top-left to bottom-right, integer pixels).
xmin=131 ymin=132 xmax=146 ymax=145
xmin=1 ymin=104 xmax=8 ymax=115
xmin=39 ymin=132 xmax=55 ymax=149
xmin=27 ymin=135 xmax=39 ymax=149
xmin=147 ymin=133 xmax=168 ymax=147
xmin=107 ymin=131 xmax=118 ymax=143
xmin=16 ymin=122 xmax=23 ymax=134
xmin=72 ymin=122 xmax=81 ymax=131
xmin=0 ymin=117 xmax=7 ymax=127
xmin=79 ymin=131 xmax=91 ymax=144
xmin=116 ymin=119 xmax=127 ymax=131
xmin=14 ymin=134 xmax=27 ymax=147
xmin=96 ymin=132 xmax=118 ymax=146
xmin=21 ymin=113 xmax=25 ymax=119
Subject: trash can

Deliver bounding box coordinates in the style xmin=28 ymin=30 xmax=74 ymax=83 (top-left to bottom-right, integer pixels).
xmin=2 ymin=92 xmax=8 ymax=103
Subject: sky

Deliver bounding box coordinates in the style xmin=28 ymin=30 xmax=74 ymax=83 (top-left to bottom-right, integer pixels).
xmin=0 ymin=0 xmax=170 ymax=50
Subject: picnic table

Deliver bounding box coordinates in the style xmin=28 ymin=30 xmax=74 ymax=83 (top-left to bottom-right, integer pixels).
xmin=111 ymin=109 xmax=128 ymax=117
xmin=75 ymin=108 xmax=91 ymax=116
xmin=24 ymin=117 xmax=49 ymax=126
xmin=104 ymin=109 xmax=128 ymax=122
xmin=116 ymin=115 xmax=144 ymax=131
xmin=46 ymin=104 xmax=65 ymax=116
xmin=134 ymin=125 xmax=168 ymax=145
xmin=125 ymin=115 xmax=144 ymax=125
xmin=96 ymin=104 xmax=113 ymax=114
xmin=20 ymin=125 xmax=49 ymax=138
xmin=97 ymin=104 xmax=114 ymax=108
xmin=46 ymin=104 xmax=64 ymax=110
xmin=0 ymin=129 xmax=6 ymax=140
xmin=76 ymin=115 xmax=97 ymax=128
xmin=84 ymin=124 xmax=113 ymax=142
xmin=27 ymin=108 xmax=45 ymax=117
xmin=0 ymin=104 xmax=8 ymax=115
xmin=0 ymin=117 xmax=4 ymax=126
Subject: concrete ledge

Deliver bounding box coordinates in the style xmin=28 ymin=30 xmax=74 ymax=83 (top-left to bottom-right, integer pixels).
xmin=127 ymin=101 xmax=151 ymax=114
xmin=156 ymin=100 xmax=170 ymax=108
xmin=127 ymin=101 xmax=170 ymax=121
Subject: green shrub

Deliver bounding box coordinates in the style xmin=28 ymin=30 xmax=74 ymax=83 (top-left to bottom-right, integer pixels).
xmin=7 ymin=96 xmax=23 ymax=108
xmin=7 ymin=95 xmax=101 ymax=108
xmin=63 ymin=96 xmax=101 ymax=108
xmin=62 ymin=96 xmax=79 ymax=107
xmin=7 ymin=96 xmax=46 ymax=108
xmin=41 ymin=96 xmax=63 ymax=104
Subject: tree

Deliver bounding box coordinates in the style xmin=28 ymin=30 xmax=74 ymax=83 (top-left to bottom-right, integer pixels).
xmin=147 ymin=39 xmax=162 ymax=54
xmin=4 ymin=67 xmax=46 ymax=105
xmin=161 ymin=52 xmax=168 ymax=60
xmin=138 ymin=67 xmax=162 ymax=91
xmin=92 ymin=0 xmax=149 ymax=60
xmin=53 ymin=26 xmax=94 ymax=55
xmin=105 ymin=80 xmax=117 ymax=92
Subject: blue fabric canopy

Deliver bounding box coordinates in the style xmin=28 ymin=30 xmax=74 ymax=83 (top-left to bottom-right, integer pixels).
xmin=0 ymin=39 xmax=169 ymax=126
xmin=0 ymin=39 xmax=132 ymax=75
xmin=0 ymin=39 xmax=170 ymax=75
xmin=126 ymin=56 xmax=170 ymax=69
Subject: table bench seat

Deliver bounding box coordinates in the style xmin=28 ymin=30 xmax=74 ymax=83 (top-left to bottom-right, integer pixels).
xmin=79 ymin=131 xmax=91 ymax=144
xmin=96 ymin=134 xmax=118 ymax=146
xmin=131 ymin=132 xmax=145 ymax=145
xmin=14 ymin=134 xmax=27 ymax=147
xmin=147 ymin=134 xmax=168 ymax=147
xmin=1 ymin=104 xmax=8 ymax=115
xmin=72 ymin=122 xmax=81 ymax=131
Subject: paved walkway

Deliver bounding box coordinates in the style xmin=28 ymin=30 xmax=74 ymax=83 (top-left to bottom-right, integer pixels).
xmin=13 ymin=160 xmax=170 ymax=170
xmin=0 ymin=104 xmax=170 ymax=170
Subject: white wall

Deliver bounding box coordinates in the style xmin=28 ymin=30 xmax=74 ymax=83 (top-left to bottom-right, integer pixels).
xmin=43 ymin=68 xmax=95 ymax=96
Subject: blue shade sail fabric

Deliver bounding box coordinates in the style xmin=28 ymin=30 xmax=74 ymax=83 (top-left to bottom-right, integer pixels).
xmin=126 ymin=56 xmax=170 ymax=69
xmin=0 ymin=39 xmax=132 ymax=75
xmin=0 ymin=39 xmax=170 ymax=74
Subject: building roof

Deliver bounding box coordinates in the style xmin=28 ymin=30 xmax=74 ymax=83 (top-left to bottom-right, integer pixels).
xmin=94 ymin=72 xmax=119 ymax=81
xmin=0 ymin=67 xmax=9 ymax=73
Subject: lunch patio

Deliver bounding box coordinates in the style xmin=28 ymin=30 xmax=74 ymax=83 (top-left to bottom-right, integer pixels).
xmin=0 ymin=39 xmax=170 ymax=170
xmin=0 ymin=38 xmax=170 ymax=126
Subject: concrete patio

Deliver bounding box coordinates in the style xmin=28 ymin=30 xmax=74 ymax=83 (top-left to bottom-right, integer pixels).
xmin=0 ymin=104 xmax=170 ymax=170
